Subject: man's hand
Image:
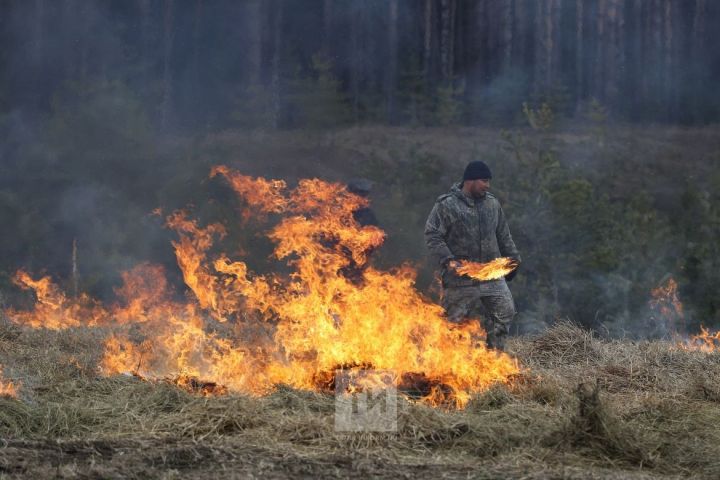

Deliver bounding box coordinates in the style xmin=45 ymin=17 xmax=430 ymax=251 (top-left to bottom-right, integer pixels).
xmin=505 ymin=257 xmax=520 ymax=282
xmin=443 ymin=257 xmax=461 ymax=270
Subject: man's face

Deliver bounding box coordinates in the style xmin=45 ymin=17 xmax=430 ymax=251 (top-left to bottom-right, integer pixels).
xmin=467 ymin=178 xmax=490 ymax=198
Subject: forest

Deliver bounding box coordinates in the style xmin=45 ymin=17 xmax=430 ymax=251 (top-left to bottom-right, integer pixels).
xmin=2 ymin=0 xmax=720 ymax=129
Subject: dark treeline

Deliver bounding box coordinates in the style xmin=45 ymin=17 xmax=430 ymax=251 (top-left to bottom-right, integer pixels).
xmin=1 ymin=0 xmax=719 ymax=130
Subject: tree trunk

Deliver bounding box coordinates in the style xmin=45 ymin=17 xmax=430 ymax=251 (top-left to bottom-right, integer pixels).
xmin=593 ymin=0 xmax=607 ymax=99
xmin=501 ymin=0 xmax=513 ymax=73
xmin=533 ymin=0 xmax=545 ymax=92
xmin=33 ymin=0 xmax=44 ymax=66
xmin=605 ymin=0 xmax=618 ymax=102
xmin=663 ymin=0 xmax=673 ymax=120
xmin=534 ymin=0 xmax=560 ymax=92
xmin=138 ymin=0 xmax=151 ymax=76
xmin=615 ymin=0 xmax=626 ymax=111
xmin=271 ymin=0 xmax=283 ymax=128
xmin=350 ymin=4 xmax=360 ymax=121
xmin=423 ymin=0 xmax=435 ymax=90
xmin=246 ymin=0 xmax=262 ymax=85
xmin=514 ymin=0 xmax=528 ymax=70
xmin=322 ymin=0 xmax=333 ymax=55
xmin=191 ymin=0 xmax=204 ymax=91
xmin=385 ymin=0 xmax=399 ymax=123
xmin=160 ymin=0 xmax=175 ymax=130
xmin=691 ymin=0 xmax=707 ymax=121
xmin=439 ymin=0 xmax=454 ymax=81
xmin=576 ymin=0 xmax=584 ymax=99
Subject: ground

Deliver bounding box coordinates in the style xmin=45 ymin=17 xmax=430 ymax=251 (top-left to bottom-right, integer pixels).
xmin=0 ymin=321 xmax=718 ymax=479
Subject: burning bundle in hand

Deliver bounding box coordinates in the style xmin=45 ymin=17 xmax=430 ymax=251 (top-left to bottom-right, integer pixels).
xmin=454 ymin=257 xmax=518 ymax=281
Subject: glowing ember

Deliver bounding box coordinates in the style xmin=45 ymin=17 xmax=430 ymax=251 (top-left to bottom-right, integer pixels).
xmin=0 ymin=367 xmax=19 ymax=398
xmin=5 ymin=167 xmax=520 ymax=407
xmin=455 ymin=257 xmax=518 ymax=281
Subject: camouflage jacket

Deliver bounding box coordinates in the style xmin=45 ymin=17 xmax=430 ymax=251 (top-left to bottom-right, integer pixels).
xmin=424 ymin=183 xmax=520 ymax=287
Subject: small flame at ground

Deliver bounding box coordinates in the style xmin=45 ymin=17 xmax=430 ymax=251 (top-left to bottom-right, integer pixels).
xmin=647 ymin=277 xmax=719 ymax=353
xmin=454 ymin=258 xmax=518 ymax=282
xmin=0 ymin=367 xmax=19 ymax=398
xmin=685 ymin=326 xmax=720 ymax=353
xmin=5 ymin=167 xmax=520 ymax=407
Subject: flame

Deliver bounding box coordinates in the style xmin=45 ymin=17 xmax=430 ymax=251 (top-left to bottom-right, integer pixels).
xmin=0 ymin=367 xmax=19 ymax=398
xmin=5 ymin=167 xmax=520 ymax=407
xmin=5 ymin=270 xmax=107 ymax=329
xmin=647 ymin=277 xmax=718 ymax=353
xmin=649 ymin=277 xmax=684 ymax=328
xmin=685 ymin=325 xmax=720 ymax=353
xmin=455 ymin=257 xmax=518 ymax=281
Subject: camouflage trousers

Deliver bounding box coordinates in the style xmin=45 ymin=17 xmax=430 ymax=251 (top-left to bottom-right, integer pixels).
xmin=441 ymin=282 xmax=516 ymax=351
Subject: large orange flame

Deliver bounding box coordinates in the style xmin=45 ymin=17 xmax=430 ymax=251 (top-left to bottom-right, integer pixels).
xmin=5 ymin=167 xmax=520 ymax=407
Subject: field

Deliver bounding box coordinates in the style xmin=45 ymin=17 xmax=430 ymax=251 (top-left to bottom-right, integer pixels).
xmin=1 ymin=320 xmax=719 ymax=479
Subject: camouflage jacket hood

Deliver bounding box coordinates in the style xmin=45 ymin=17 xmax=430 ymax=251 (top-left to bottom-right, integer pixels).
xmin=424 ymin=182 xmax=520 ymax=287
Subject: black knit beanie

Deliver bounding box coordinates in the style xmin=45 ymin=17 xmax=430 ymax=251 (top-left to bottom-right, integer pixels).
xmin=463 ymin=161 xmax=492 ymax=180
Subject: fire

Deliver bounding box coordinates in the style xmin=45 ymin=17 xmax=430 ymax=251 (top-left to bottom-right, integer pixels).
xmin=647 ymin=277 xmax=719 ymax=353
xmin=686 ymin=326 xmax=720 ymax=353
xmin=5 ymin=167 xmax=520 ymax=407
xmin=0 ymin=367 xmax=19 ymax=398
xmin=6 ymin=270 xmax=107 ymax=330
xmin=649 ymin=277 xmax=685 ymax=335
xmin=455 ymin=257 xmax=518 ymax=281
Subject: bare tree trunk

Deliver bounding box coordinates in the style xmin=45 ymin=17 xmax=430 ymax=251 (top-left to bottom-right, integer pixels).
xmin=576 ymin=0 xmax=584 ymax=99
xmin=514 ymin=0 xmax=527 ymax=69
xmin=692 ymin=0 xmax=707 ymax=57
xmin=246 ymin=0 xmax=262 ymax=85
xmin=663 ymin=0 xmax=673 ymax=120
xmin=477 ymin=0 xmax=488 ymax=76
xmin=323 ymin=0 xmax=333 ymax=49
xmin=450 ymin=0 xmax=457 ymax=77
xmin=138 ymin=0 xmax=151 ymax=78
xmin=691 ymin=0 xmax=707 ymax=121
xmin=385 ymin=0 xmax=399 ymax=123
xmin=629 ymin=0 xmax=642 ymax=116
xmin=501 ymin=0 xmax=513 ymax=73
xmin=605 ymin=0 xmax=618 ymax=102
xmin=424 ymin=0 xmax=434 ymax=86
xmin=593 ymin=0 xmax=607 ymax=99
xmin=350 ymin=4 xmax=360 ymax=121
xmin=160 ymin=0 xmax=175 ymax=130
xmin=533 ymin=0 xmax=546 ymax=92
xmin=271 ymin=0 xmax=283 ymax=128
xmin=652 ymin=0 xmax=662 ymax=71
xmin=534 ymin=0 xmax=560 ymax=91
xmin=33 ymin=0 xmax=44 ymax=66
xmin=191 ymin=0 xmax=204 ymax=90
xmin=62 ymin=0 xmax=76 ymax=79
xmin=615 ymin=0 xmax=625 ymax=110
xmin=439 ymin=0 xmax=454 ymax=81
xmin=549 ymin=0 xmax=561 ymax=87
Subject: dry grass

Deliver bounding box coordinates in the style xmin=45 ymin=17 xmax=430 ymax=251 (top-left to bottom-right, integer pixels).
xmin=0 ymin=320 xmax=719 ymax=478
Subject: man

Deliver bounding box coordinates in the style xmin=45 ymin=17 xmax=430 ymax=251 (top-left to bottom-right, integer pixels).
xmin=424 ymin=161 xmax=520 ymax=350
